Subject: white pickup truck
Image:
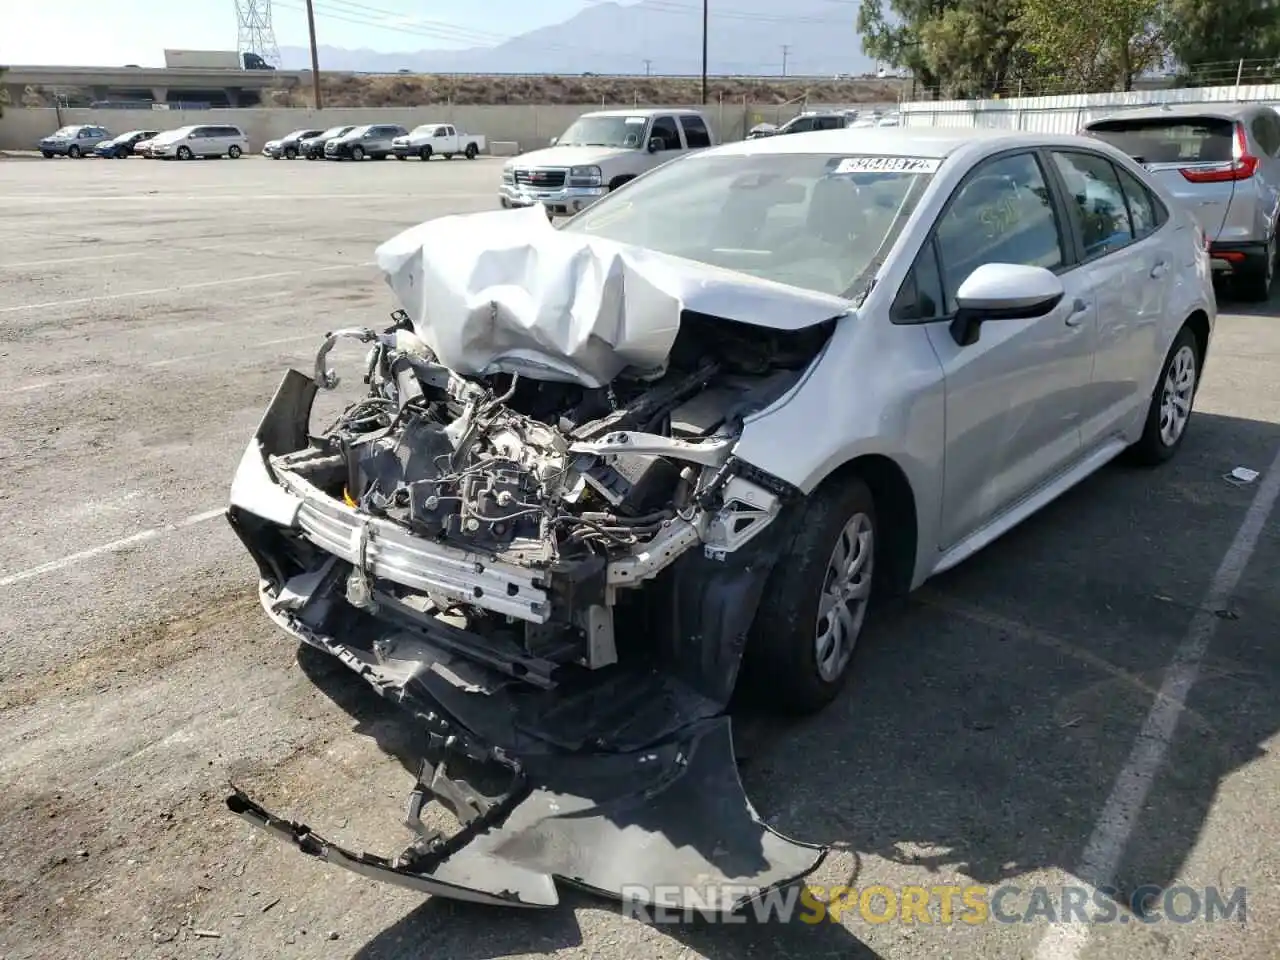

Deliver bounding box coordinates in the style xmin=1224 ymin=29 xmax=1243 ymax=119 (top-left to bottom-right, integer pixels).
xmin=392 ymin=123 xmax=486 ymax=161
xmin=499 ymin=107 xmax=716 ymax=217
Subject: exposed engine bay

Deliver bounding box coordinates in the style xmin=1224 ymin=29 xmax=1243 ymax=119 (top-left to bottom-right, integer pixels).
xmin=225 ymin=212 xmax=846 ymax=911
xmin=266 ymin=307 xmax=830 ymax=674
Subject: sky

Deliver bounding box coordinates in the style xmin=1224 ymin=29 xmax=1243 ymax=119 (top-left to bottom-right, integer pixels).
xmin=0 ymin=0 xmax=611 ymax=66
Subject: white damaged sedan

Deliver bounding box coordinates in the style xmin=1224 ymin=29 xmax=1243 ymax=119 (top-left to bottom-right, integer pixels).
xmin=225 ymin=128 xmax=1215 ymax=911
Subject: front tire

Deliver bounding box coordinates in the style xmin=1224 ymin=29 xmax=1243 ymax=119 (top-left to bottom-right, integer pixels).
xmin=41 ymin=151 xmax=54 ymax=159
xmin=176 ymin=146 xmax=193 ymax=160
xmin=743 ymin=477 xmax=878 ymax=714
xmin=284 ymin=147 xmax=297 ymax=159
xmin=1129 ymin=325 xmax=1201 ymax=466
xmin=351 ymin=145 xmax=365 ymax=161
xmin=68 ymin=145 xmax=82 ymax=158
xmin=419 ymin=146 xmax=432 ymax=161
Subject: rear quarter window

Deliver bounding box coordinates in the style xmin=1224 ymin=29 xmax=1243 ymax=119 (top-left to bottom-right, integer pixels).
xmin=1085 ymin=116 xmax=1234 ymax=164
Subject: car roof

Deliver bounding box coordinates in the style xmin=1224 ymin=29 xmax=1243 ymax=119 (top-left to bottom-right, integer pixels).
xmin=579 ymin=107 xmax=704 ymax=118
xmin=1085 ymin=102 xmax=1265 ymax=124
xmin=708 ymin=126 xmax=1108 ymax=160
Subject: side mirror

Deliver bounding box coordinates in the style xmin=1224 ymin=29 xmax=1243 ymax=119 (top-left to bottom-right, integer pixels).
xmin=548 ymin=136 xmax=558 ymax=146
xmin=188 ymin=133 xmax=199 ymax=139
xmin=648 ymin=137 xmax=663 ymax=153
xmin=950 ymin=263 xmax=1064 ymax=347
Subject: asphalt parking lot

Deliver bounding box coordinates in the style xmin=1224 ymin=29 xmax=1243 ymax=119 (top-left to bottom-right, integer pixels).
xmin=1 ymin=153 xmax=1278 ymax=960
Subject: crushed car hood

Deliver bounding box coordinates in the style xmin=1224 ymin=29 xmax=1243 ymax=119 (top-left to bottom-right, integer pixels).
xmin=373 ymin=204 xmax=853 ymax=387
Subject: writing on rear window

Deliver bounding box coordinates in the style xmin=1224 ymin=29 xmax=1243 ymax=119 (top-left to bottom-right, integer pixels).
xmin=834 ymin=156 xmax=940 ymax=174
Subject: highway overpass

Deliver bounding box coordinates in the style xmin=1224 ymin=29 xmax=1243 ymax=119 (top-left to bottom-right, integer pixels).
xmin=3 ymin=64 xmax=308 ymax=107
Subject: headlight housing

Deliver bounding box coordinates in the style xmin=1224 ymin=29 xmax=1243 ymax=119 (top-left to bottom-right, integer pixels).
xmin=502 ymin=166 xmax=515 ymax=183
xmin=568 ymin=165 xmax=602 ymax=187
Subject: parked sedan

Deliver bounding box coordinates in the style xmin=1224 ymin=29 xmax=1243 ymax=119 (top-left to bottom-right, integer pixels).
xmin=224 ymin=127 xmax=1214 ymax=910
xmin=94 ymin=129 xmax=160 ymax=158
xmin=1083 ymin=103 xmax=1280 ymax=300
xmin=298 ymin=125 xmax=355 ymax=159
xmin=262 ymin=127 xmax=324 ymax=159
xmin=39 ymin=124 xmax=111 ymax=158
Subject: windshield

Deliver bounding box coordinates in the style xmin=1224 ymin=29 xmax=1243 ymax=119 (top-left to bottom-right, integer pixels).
xmin=52 ymin=126 xmax=80 ymax=137
xmin=317 ymin=126 xmax=348 ymax=139
xmin=285 ymin=129 xmax=311 ymax=139
xmin=561 ymin=152 xmax=934 ymax=297
xmin=345 ymin=125 xmax=371 ymax=138
xmin=1085 ymin=116 xmax=1234 ymax=164
xmin=154 ymin=129 xmax=189 ymax=142
xmin=556 ymin=115 xmax=649 ymax=148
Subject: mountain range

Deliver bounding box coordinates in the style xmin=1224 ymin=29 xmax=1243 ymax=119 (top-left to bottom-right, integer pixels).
xmin=279 ymin=0 xmax=877 ymax=77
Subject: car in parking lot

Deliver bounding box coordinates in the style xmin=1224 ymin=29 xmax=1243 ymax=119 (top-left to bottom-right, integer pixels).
xmin=298 ymin=125 xmax=355 ymax=160
xmin=324 ymin=124 xmax=408 ymax=160
xmin=1083 ymin=103 xmax=1280 ymax=300
xmin=391 ymin=123 xmax=486 ymax=160
xmin=94 ymin=129 xmax=161 ymax=158
xmin=38 ymin=124 xmax=111 ymax=158
xmin=262 ymin=128 xmax=324 ymax=159
xmin=146 ymin=124 xmax=250 ymax=160
xmin=226 ymin=127 xmax=1215 ymax=909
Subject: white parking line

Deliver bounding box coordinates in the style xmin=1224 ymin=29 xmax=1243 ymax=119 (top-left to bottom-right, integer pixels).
xmin=1032 ymin=442 xmax=1280 ymax=960
xmin=0 ymin=192 xmax=491 ymax=204
xmin=11 ymin=334 xmax=321 ymax=391
xmin=0 ymin=261 xmax=374 ymax=314
xmin=0 ymin=508 xmax=226 ymax=588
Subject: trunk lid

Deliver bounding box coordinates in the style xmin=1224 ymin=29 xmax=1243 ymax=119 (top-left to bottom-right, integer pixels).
xmin=1084 ymin=114 xmax=1247 ymax=241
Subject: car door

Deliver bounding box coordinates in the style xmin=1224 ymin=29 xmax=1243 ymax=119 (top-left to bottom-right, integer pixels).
xmin=641 ymin=115 xmax=683 ymax=172
xmin=920 ymin=150 xmax=1098 ymax=548
xmin=442 ymin=125 xmax=458 ymax=152
xmin=1248 ymin=110 xmax=1280 ymax=236
xmin=1047 ymin=148 xmax=1173 ymax=448
xmin=678 ymin=114 xmax=713 ymax=152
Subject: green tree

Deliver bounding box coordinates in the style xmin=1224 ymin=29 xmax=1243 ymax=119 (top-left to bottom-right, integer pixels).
xmin=857 ymin=0 xmax=1028 ymax=99
xmin=1015 ymin=0 xmax=1167 ymax=93
xmin=1162 ymin=0 xmax=1280 ymax=80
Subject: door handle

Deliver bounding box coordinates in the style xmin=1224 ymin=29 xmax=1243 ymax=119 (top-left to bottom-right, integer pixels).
xmin=1064 ymin=298 xmax=1089 ymax=326
xmin=1150 ymin=260 xmax=1169 ymax=278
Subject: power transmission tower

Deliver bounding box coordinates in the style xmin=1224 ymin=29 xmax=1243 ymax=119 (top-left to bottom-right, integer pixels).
xmin=235 ymin=0 xmax=282 ymax=67
xmin=781 ymin=45 xmax=790 ymax=77
xmin=644 ymin=59 xmax=653 ymax=76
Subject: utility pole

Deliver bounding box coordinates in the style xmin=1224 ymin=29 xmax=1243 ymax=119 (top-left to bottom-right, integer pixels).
xmin=644 ymin=59 xmax=652 ymax=76
xmin=781 ymin=44 xmax=790 ymax=77
xmin=700 ymin=0 xmax=708 ymax=104
xmin=304 ymin=0 xmax=323 ymax=109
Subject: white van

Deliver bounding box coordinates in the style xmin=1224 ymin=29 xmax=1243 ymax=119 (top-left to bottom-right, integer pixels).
xmin=148 ymin=124 xmax=250 ymax=160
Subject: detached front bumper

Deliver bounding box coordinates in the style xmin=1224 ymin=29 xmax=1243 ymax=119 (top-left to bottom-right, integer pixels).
xmin=499 ymin=182 xmax=607 ymax=217
xmin=225 ymin=369 xmax=826 ymax=911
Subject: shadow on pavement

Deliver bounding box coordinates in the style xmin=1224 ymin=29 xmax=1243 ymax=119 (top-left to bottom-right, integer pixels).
xmin=298 ymin=408 xmax=1278 ymax=959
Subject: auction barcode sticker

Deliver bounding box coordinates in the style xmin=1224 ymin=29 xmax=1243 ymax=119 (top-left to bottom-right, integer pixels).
xmin=833 ymin=156 xmax=941 ymax=174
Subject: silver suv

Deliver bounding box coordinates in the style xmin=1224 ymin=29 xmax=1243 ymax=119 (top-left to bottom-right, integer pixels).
xmin=1084 ymin=104 xmax=1280 ymax=300
xmin=324 ymin=124 xmax=408 ymax=161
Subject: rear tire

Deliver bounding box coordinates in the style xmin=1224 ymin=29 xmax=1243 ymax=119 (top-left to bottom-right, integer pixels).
xmin=742 ymin=477 xmax=878 ymax=714
xmin=228 ymin=145 xmax=242 ymax=159
xmin=465 ymin=142 xmax=478 ymax=159
xmin=1235 ymin=235 xmax=1276 ymax=303
xmin=1128 ymin=325 xmax=1201 ymax=466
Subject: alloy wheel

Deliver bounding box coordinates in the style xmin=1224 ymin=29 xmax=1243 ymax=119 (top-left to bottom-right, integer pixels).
xmin=814 ymin=512 xmax=875 ymax=682
xmin=1159 ymin=344 xmax=1197 ymax=447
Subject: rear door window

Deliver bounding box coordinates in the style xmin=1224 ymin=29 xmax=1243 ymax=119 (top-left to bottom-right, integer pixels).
xmin=1114 ymin=166 xmax=1165 ymax=239
xmin=679 ymin=114 xmax=712 ymax=148
xmin=1085 ymin=116 xmax=1234 ymax=165
xmin=1050 ymin=151 xmax=1134 ymax=259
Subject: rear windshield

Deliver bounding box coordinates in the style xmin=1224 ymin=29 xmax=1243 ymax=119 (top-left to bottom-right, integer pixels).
xmin=1085 ymin=117 xmax=1234 ymax=164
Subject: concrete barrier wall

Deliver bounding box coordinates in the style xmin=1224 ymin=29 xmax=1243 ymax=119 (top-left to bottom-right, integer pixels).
xmin=0 ymin=101 xmax=895 ymax=152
